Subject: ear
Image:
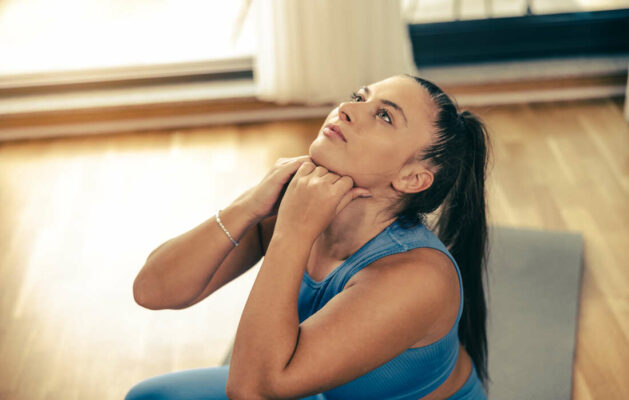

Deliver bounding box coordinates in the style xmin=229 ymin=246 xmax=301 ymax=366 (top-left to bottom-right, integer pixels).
xmin=392 ymin=163 xmax=434 ymax=194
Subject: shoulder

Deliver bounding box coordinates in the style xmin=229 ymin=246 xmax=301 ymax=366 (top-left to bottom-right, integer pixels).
xmin=348 ymin=246 xmax=458 ymax=290
xmin=255 ymin=249 xmax=459 ymax=398
xmin=346 ymin=247 xmax=461 ymax=337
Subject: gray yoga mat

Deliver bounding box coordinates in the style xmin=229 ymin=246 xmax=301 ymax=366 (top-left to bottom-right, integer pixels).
xmin=222 ymin=225 xmax=584 ymax=400
xmin=486 ymin=225 xmax=583 ymax=399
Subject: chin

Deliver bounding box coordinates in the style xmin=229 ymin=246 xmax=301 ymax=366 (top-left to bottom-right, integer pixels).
xmin=309 ymin=141 xmax=336 ymax=171
xmin=309 ymin=146 xmax=360 ymax=184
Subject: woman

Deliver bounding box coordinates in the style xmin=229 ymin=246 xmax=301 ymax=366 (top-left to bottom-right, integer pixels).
xmin=126 ymin=74 xmax=491 ymax=400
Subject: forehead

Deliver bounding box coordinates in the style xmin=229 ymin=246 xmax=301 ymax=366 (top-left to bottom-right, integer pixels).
xmin=366 ymin=76 xmax=437 ymax=136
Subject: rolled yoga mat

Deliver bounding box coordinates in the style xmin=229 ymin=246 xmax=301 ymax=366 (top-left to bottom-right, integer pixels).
xmin=221 ymin=225 xmax=585 ymax=400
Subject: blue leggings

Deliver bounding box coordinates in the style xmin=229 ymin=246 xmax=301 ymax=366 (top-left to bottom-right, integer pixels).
xmin=124 ymin=365 xmax=485 ymax=400
xmin=124 ymin=365 xmax=324 ymax=400
xmin=447 ymin=364 xmax=488 ymax=400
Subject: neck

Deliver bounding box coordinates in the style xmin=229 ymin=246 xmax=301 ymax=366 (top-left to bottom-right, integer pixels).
xmin=311 ymin=196 xmax=398 ymax=263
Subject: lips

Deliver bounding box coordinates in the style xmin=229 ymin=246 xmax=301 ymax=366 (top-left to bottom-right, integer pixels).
xmin=324 ymin=123 xmax=347 ymax=142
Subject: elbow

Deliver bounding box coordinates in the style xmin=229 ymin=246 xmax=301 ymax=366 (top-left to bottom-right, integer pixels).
xmin=225 ymin=374 xmax=248 ymax=399
xmin=132 ymin=269 xmax=191 ymax=310
xmin=224 ymin=384 xmax=243 ymax=400
xmin=225 ymin=379 xmax=249 ymax=400
xmin=225 ymin=384 xmax=267 ymax=400
xmin=132 ymin=268 xmax=194 ymax=310
xmin=132 ymin=272 xmax=162 ymax=310
xmin=226 ymin=373 xmax=275 ymax=400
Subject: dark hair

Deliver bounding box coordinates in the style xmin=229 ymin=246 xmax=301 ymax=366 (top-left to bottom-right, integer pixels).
xmin=390 ymin=74 xmax=492 ymax=390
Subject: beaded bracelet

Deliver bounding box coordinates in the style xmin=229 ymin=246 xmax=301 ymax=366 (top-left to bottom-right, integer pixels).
xmin=216 ymin=209 xmax=239 ymax=247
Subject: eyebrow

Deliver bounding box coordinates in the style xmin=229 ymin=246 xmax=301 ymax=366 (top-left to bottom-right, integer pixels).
xmin=361 ymin=86 xmax=408 ymax=127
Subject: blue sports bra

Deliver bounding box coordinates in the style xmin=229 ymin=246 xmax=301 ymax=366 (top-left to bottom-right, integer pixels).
xmin=297 ymin=218 xmax=464 ymax=400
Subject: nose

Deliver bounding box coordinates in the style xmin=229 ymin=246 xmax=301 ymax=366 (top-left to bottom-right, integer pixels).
xmin=338 ymin=102 xmax=353 ymax=123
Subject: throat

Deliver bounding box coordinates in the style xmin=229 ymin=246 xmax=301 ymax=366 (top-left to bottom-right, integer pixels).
xmin=304 ymin=205 xmax=397 ymax=281
xmin=305 ymin=247 xmax=347 ymax=282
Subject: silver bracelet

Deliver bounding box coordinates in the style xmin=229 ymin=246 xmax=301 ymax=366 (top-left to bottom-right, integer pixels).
xmin=216 ymin=209 xmax=239 ymax=247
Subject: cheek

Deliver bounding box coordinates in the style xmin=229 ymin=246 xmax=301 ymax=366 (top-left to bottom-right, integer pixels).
xmin=345 ymin=145 xmax=401 ymax=185
xmin=349 ymin=143 xmax=398 ymax=169
xmin=308 ymin=136 xmax=402 ymax=185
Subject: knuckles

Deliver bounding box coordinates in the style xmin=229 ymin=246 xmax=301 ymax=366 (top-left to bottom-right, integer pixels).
xmin=274 ymin=158 xmax=288 ymax=166
xmin=301 ymin=161 xmax=316 ymax=168
xmin=292 ymin=162 xmax=355 ymax=189
xmin=337 ymin=175 xmax=353 ymax=185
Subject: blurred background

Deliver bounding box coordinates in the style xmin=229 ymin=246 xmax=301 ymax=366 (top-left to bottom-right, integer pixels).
xmin=0 ymin=0 xmax=628 ymax=399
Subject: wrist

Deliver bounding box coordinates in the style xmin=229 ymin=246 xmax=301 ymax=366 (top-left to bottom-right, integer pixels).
xmin=273 ymin=219 xmax=319 ymax=245
xmin=232 ymin=190 xmax=270 ymax=223
xmin=229 ymin=195 xmax=265 ymax=226
xmin=268 ymin=230 xmax=317 ymax=260
xmin=266 ymin=232 xmax=314 ymax=271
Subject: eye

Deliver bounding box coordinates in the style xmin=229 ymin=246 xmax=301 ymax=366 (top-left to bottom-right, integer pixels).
xmin=350 ymin=92 xmax=364 ymax=102
xmin=349 ymin=92 xmax=393 ymax=125
xmin=377 ymin=109 xmax=392 ymax=125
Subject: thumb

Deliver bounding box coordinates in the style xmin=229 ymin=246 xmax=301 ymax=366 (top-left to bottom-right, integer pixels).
xmin=335 ymin=188 xmax=372 ymax=214
xmin=353 ymin=188 xmax=372 ymax=198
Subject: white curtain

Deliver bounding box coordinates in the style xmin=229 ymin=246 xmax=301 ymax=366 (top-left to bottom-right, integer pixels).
xmin=251 ymin=0 xmax=417 ymax=106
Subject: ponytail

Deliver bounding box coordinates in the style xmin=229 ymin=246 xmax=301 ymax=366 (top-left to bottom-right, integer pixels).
xmin=434 ymin=111 xmax=490 ymax=389
xmin=392 ymin=75 xmax=492 ymax=391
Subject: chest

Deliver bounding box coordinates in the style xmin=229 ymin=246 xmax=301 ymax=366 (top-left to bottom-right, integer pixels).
xmin=303 ymin=252 xmax=453 ymax=350
xmin=305 ymin=255 xmax=364 ymax=288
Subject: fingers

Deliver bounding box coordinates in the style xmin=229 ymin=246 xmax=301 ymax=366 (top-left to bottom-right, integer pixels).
xmin=308 ymin=165 xmax=344 ymax=182
xmin=288 ymin=155 xmax=313 ymax=166
xmin=277 ymin=155 xmax=311 ymax=165
xmin=295 ymin=163 xmax=351 ymax=186
xmin=276 ymin=156 xmax=312 ymax=178
xmin=335 ymin=186 xmax=372 ymax=214
xmin=313 ymin=166 xmax=329 ymax=177
xmin=293 ymin=163 xmax=369 ymax=197
xmin=334 ymin=175 xmax=353 ymax=188
xmin=295 ymin=161 xmax=317 ymax=176
xmin=335 ymin=189 xmax=359 ymax=215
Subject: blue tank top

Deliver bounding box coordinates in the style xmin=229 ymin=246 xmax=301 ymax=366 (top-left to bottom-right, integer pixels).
xmin=297 ymin=218 xmax=464 ymax=400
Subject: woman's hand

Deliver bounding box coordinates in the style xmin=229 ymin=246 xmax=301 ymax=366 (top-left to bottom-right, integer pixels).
xmin=274 ymin=162 xmax=372 ymax=241
xmin=235 ymin=155 xmax=313 ymax=221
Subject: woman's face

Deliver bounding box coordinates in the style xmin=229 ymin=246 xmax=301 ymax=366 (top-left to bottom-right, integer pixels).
xmin=309 ymin=75 xmax=438 ymax=192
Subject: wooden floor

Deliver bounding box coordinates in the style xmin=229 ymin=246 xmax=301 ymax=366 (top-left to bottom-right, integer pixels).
xmin=0 ymin=97 xmax=627 ymax=399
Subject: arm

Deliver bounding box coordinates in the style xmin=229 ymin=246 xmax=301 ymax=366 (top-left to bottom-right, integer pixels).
xmin=132 ymin=197 xmax=263 ymax=310
xmin=226 ymin=241 xmax=458 ymax=399
xmin=177 ymin=213 xmax=277 ymax=309
xmin=226 ymin=230 xmax=314 ymax=398
xmin=132 ymin=155 xmax=310 ymax=310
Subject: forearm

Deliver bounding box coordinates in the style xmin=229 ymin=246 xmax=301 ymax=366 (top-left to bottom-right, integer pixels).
xmin=227 ymin=231 xmax=314 ymax=396
xmin=133 ymin=196 xmax=261 ymax=309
